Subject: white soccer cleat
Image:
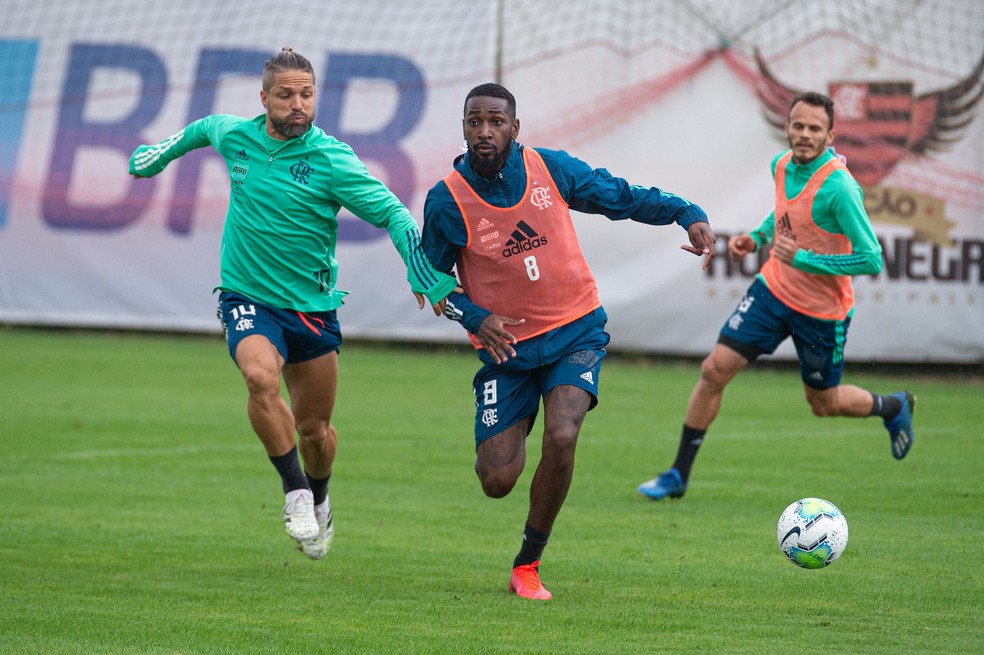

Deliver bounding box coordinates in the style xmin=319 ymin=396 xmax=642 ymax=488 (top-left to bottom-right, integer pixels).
xmin=299 ymin=500 xmax=334 ymax=560
xmin=282 ymin=489 xmax=319 ymax=541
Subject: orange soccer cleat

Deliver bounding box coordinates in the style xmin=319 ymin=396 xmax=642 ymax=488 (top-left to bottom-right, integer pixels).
xmin=508 ymin=560 xmax=553 ymax=600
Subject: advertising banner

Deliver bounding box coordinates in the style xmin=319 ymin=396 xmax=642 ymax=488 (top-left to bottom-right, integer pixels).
xmin=1 ymin=0 xmax=981 ymax=362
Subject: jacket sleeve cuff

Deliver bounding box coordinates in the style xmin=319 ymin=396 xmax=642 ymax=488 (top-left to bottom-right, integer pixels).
xmin=421 ymin=273 xmax=458 ymax=306
xmin=676 ymin=206 xmax=709 ymax=230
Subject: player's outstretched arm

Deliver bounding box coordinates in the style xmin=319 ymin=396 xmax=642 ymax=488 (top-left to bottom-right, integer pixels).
xmin=128 ymin=116 xmax=222 ymax=178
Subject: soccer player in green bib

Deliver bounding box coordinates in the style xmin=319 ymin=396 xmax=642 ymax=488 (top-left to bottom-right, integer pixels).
xmin=130 ymin=48 xmax=455 ymax=558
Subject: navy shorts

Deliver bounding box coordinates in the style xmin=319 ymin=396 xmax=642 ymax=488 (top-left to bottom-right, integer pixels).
xmin=217 ymin=291 xmax=341 ymax=365
xmin=718 ymin=278 xmax=850 ymax=390
xmin=471 ymin=325 xmax=609 ymax=447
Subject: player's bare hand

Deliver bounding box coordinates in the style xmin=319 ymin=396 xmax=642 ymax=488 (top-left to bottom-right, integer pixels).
xmin=727 ymin=234 xmax=757 ymax=260
xmin=680 ymin=222 xmax=717 ymax=270
xmin=414 ymin=292 xmax=447 ymax=316
xmin=770 ymin=234 xmax=799 ymax=264
xmin=477 ymin=314 xmax=525 ymax=364
xmin=416 ymin=286 xmax=465 ymax=316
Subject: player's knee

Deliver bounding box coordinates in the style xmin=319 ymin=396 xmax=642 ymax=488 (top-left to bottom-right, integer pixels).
xmin=239 ymin=363 xmax=280 ymax=399
xmin=806 ymin=393 xmax=836 ymax=417
xmin=476 ymin=465 xmax=517 ymax=498
xmin=542 ymin=428 xmax=578 ymax=463
xmin=480 ymin=476 xmax=516 ymax=499
xmin=699 ymin=355 xmax=734 ymax=389
xmin=296 ymin=419 xmax=332 ymax=449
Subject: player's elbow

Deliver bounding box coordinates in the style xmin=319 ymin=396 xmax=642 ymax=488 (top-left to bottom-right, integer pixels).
xmin=863 ymin=250 xmax=884 ymax=275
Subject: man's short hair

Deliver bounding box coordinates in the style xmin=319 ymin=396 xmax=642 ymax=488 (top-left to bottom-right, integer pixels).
xmin=464 ymin=83 xmax=516 ymax=120
xmin=789 ymin=91 xmax=835 ymax=130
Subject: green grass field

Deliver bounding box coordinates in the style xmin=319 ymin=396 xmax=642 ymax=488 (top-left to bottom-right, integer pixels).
xmin=1 ymin=327 xmax=982 ymax=654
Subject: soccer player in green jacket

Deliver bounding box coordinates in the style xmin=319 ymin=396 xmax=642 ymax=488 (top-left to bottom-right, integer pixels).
xmin=130 ymin=48 xmax=455 ymax=557
xmin=638 ymin=91 xmax=915 ymax=502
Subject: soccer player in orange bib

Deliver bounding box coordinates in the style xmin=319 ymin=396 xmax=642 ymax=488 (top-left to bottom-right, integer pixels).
xmin=422 ymin=83 xmax=715 ymax=599
xmin=637 ymin=91 xmax=915 ymax=503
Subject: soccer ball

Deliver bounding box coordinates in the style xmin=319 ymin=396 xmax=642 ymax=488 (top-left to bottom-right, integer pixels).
xmin=776 ymin=498 xmax=848 ymax=569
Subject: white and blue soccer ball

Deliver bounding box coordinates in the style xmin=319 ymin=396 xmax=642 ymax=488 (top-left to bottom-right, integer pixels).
xmin=776 ymin=498 xmax=849 ymax=569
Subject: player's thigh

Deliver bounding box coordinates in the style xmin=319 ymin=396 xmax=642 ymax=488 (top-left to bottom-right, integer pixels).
xmin=283 ymin=350 xmax=339 ymax=425
xmin=475 ymin=419 xmax=532 ymax=477
xmin=539 ymin=346 xmax=604 ymax=440
xmin=277 ymin=307 xmax=342 ymax=424
xmin=233 ymin=335 xmax=285 ymax=394
xmin=541 ymin=384 xmax=593 ymax=444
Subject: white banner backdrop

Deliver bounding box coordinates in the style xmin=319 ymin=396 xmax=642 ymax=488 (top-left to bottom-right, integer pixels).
xmin=1 ymin=0 xmax=981 ymax=362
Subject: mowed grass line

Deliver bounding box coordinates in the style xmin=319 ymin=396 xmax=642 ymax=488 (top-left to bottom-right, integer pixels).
xmin=0 ymin=327 xmax=981 ymax=654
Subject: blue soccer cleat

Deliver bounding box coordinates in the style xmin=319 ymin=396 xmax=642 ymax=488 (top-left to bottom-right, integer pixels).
xmin=884 ymin=391 xmax=916 ymax=460
xmin=637 ymin=467 xmax=687 ymax=501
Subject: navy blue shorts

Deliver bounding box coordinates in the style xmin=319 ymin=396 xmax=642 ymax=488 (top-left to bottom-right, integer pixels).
xmin=217 ymin=291 xmax=341 ymax=365
xmin=718 ymin=278 xmax=850 ymax=390
xmin=471 ymin=325 xmax=608 ymax=447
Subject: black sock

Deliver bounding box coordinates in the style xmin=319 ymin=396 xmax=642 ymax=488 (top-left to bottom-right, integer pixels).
xmin=514 ymin=522 xmax=551 ymax=568
xmin=672 ymin=425 xmax=705 ymax=483
xmin=868 ymin=393 xmax=903 ymax=418
xmin=268 ymin=446 xmax=309 ymax=494
xmin=306 ymin=472 xmax=331 ymax=506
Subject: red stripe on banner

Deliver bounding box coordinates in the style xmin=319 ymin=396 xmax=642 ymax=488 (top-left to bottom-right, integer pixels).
xmin=842 ymin=123 xmax=910 ymax=142
xmin=837 ymin=138 xmax=908 ymax=157
xmin=529 ymin=51 xmax=718 ymax=148
xmin=868 ymin=95 xmax=912 ymax=113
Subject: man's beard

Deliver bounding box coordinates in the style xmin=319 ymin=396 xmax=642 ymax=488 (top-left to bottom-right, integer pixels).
xmin=470 ymin=140 xmax=512 ymax=179
xmin=786 ymin=135 xmax=823 ymax=164
xmin=270 ymin=113 xmax=313 ymax=139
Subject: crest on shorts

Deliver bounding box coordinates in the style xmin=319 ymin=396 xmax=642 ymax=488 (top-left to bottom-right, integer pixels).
xmin=754 ymin=47 xmax=984 ymax=186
